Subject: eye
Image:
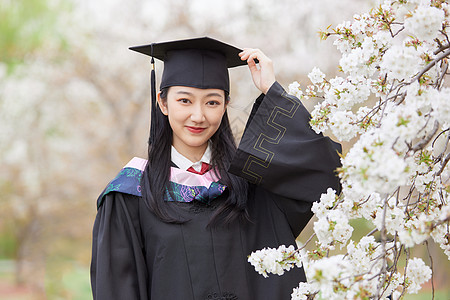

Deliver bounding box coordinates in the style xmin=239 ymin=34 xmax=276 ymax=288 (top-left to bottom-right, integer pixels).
xmin=206 ymin=100 xmax=222 ymax=106
xmin=177 ymin=98 xmax=191 ymax=104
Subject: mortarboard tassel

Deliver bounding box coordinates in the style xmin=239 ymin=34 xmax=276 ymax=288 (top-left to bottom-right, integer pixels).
xmin=149 ymin=46 xmax=157 ymax=145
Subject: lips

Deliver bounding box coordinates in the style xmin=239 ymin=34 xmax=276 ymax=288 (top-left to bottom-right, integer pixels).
xmin=186 ymin=126 xmax=206 ymax=134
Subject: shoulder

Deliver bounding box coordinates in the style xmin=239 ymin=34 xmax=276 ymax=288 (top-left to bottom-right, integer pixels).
xmin=96 ymin=157 xmax=148 ymax=209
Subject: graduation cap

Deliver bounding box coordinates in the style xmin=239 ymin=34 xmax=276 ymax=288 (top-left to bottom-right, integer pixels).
xmin=129 ymin=37 xmax=247 ymax=144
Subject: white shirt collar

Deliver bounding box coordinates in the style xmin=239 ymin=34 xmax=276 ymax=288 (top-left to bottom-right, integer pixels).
xmin=171 ymin=143 xmax=212 ymax=172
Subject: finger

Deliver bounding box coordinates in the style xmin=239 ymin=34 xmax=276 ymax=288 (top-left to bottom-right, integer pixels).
xmin=240 ymin=48 xmax=261 ymax=58
xmin=245 ymin=49 xmax=267 ymax=65
xmin=253 ymin=50 xmax=269 ymax=63
xmin=239 ymin=48 xmax=255 ymax=61
xmin=247 ymin=52 xmax=260 ymax=64
xmin=247 ymin=58 xmax=258 ymax=73
xmin=240 ymin=50 xmax=260 ymax=69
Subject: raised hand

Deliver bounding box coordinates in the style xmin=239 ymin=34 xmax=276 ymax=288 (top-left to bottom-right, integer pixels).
xmin=239 ymin=48 xmax=276 ymax=94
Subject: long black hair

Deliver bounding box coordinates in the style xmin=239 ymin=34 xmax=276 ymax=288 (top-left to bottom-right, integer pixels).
xmin=140 ymin=88 xmax=249 ymax=225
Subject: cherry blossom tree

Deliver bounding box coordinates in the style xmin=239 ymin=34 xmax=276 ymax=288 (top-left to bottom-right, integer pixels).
xmin=249 ymin=1 xmax=450 ymax=299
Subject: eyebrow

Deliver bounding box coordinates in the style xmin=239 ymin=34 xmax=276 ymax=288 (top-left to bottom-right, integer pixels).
xmin=175 ymin=91 xmax=224 ymax=98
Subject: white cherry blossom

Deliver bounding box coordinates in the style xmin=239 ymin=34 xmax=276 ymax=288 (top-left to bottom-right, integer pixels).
xmin=404 ymin=5 xmax=445 ymax=41
xmin=249 ymin=1 xmax=449 ymax=299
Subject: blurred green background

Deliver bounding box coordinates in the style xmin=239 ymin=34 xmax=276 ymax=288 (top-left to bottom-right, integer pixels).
xmin=0 ymin=0 xmax=448 ymax=299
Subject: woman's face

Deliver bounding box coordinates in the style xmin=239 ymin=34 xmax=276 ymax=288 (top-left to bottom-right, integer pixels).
xmin=158 ymin=86 xmax=227 ymax=159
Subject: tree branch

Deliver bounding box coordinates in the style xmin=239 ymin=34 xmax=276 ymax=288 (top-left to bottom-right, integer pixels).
xmin=412 ymin=48 xmax=450 ymax=82
xmin=375 ymin=195 xmax=389 ymax=298
xmin=435 ymin=60 xmax=448 ymax=89
xmin=425 ymin=241 xmax=435 ymax=300
xmin=433 ymin=42 xmax=450 ymax=55
xmin=436 ymin=152 xmax=450 ymax=176
xmin=399 ymin=249 xmax=410 ymax=298
xmin=430 ymin=214 xmax=450 ymax=230
xmin=431 ymin=128 xmax=449 ymax=149
xmin=297 ymin=233 xmax=317 ymax=251
xmin=411 ymin=120 xmax=440 ymax=152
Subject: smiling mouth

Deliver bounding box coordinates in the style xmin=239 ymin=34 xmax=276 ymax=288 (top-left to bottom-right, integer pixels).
xmin=186 ymin=126 xmax=206 ymax=134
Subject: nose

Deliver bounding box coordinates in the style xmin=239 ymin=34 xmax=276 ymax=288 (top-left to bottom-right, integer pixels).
xmin=190 ymin=104 xmax=206 ymax=123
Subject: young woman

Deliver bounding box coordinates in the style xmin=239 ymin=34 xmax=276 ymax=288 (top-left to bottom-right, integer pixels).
xmin=91 ymin=37 xmax=341 ymax=300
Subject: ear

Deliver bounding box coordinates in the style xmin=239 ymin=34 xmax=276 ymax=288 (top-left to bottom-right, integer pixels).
xmin=223 ymin=91 xmax=229 ymax=110
xmin=157 ymin=91 xmax=168 ymax=115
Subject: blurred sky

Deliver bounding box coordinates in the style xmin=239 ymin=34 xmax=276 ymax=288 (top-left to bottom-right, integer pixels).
xmin=73 ymin=0 xmax=374 ymax=77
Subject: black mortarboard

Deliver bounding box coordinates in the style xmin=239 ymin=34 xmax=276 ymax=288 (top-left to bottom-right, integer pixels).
xmin=130 ymin=36 xmax=247 ymax=92
xmin=129 ymin=37 xmax=247 ymax=144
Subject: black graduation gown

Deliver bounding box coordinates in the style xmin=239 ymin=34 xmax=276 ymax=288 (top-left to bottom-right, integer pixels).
xmin=91 ymin=82 xmax=342 ymax=300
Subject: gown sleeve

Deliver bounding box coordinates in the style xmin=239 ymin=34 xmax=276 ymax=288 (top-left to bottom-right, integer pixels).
xmin=229 ymin=82 xmax=342 ymax=235
xmin=91 ymin=193 xmax=148 ymax=300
